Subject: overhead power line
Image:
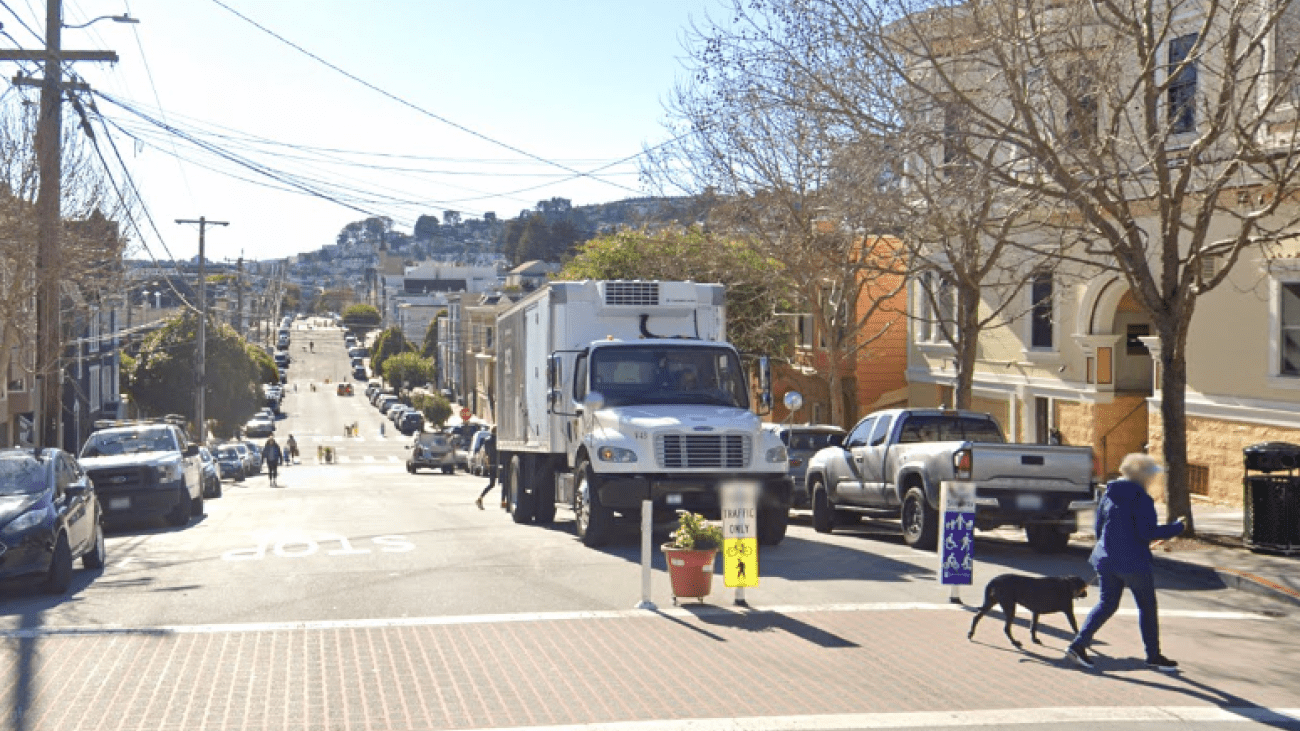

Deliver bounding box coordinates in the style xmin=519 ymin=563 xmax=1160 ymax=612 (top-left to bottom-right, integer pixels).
xmin=207 ymin=0 xmax=642 ymax=196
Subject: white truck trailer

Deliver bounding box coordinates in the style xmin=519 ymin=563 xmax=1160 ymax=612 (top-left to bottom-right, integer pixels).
xmin=495 ymin=280 xmax=793 ymax=547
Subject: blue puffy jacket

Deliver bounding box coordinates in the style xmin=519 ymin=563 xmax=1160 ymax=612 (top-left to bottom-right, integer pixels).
xmin=1090 ymin=479 xmax=1184 ymax=574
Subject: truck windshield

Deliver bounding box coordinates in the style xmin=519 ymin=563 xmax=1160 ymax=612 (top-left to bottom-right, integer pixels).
xmin=896 ymin=415 xmax=1005 ymax=444
xmin=80 ymin=428 xmax=176 ymax=458
xmin=590 ymin=345 xmax=749 ymax=409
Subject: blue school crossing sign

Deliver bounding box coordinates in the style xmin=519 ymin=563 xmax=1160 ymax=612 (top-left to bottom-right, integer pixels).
xmin=939 ymin=482 xmax=976 ymax=585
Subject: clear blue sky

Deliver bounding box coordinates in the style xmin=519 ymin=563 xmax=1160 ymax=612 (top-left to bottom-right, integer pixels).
xmin=3 ymin=0 xmax=716 ymax=263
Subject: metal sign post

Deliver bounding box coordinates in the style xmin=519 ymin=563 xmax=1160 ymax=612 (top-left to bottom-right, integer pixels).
xmin=939 ymin=481 xmax=976 ymax=604
xmin=721 ymin=481 xmax=759 ymax=606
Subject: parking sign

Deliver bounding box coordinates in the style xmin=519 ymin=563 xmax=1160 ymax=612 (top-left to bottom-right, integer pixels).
xmin=939 ymin=482 xmax=976 ymax=586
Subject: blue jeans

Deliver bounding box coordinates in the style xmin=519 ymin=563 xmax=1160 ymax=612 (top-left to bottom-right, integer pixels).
xmin=1069 ymin=571 xmax=1162 ymax=659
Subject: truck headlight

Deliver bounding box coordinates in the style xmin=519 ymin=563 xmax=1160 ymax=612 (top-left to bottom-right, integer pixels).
xmin=597 ymin=446 xmax=638 ymax=463
xmin=154 ymin=462 xmax=183 ymax=483
xmin=766 ymin=446 xmax=789 ymax=464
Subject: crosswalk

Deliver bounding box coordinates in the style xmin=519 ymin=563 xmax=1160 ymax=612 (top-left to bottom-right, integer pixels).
xmin=301 ymin=435 xmax=403 ymax=443
xmin=303 ymin=454 xmax=402 ymax=465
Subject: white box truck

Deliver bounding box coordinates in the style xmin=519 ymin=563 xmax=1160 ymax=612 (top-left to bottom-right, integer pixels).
xmin=495 ymin=280 xmax=793 ymax=547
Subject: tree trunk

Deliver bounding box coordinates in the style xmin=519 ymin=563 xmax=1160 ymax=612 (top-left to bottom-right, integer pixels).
xmin=827 ymin=359 xmax=845 ymax=427
xmin=1157 ymin=326 xmax=1195 ymax=535
xmin=951 ymin=288 xmax=981 ymax=411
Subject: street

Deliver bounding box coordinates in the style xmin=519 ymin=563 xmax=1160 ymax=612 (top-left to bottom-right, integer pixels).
xmin=1 ymin=324 xmax=1297 ymax=731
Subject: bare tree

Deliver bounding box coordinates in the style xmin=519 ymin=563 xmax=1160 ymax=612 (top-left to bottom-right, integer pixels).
xmin=806 ymin=0 xmax=1300 ymax=532
xmin=647 ymin=11 xmax=908 ymax=426
xmin=0 ymin=96 xmax=130 ymax=409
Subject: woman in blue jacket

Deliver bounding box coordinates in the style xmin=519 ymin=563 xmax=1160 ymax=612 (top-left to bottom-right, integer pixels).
xmin=1066 ymin=453 xmax=1185 ymax=671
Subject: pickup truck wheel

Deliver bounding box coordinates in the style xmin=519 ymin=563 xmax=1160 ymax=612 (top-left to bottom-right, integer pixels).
xmin=191 ymin=491 xmax=205 ymax=517
xmin=508 ymin=456 xmax=535 ymax=524
xmin=757 ymin=506 xmax=788 ymax=545
xmin=166 ymin=488 xmax=191 ymax=527
xmin=574 ymin=460 xmax=613 ymax=547
xmin=901 ymin=487 xmax=938 ymax=550
xmin=811 ymin=482 xmax=834 ymax=534
xmin=1026 ymin=524 xmax=1071 ymax=553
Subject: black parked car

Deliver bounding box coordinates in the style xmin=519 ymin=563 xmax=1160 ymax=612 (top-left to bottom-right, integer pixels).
xmin=398 ymin=410 xmax=425 ymax=436
xmin=0 ymin=448 xmax=106 ymax=593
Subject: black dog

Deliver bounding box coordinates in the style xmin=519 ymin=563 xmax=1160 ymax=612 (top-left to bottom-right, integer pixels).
xmin=967 ymin=574 xmax=1089 ymax=648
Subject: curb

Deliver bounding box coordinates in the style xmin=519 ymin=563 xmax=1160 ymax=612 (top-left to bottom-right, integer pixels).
xmin=1152 ymin=554 xmax=1300 ymax=608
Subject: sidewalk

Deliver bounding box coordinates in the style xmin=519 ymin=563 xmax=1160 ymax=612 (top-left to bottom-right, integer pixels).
xmin=1101 ymin=503 xmax=1300 ymax=608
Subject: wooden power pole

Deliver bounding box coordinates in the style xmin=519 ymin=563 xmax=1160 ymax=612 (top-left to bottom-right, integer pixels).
xmin=176 ymin=217 xmax=228 ymax=445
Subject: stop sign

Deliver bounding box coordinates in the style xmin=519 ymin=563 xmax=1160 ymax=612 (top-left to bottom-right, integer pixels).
xmin=459 ymin=407 xmax=471 ymax=421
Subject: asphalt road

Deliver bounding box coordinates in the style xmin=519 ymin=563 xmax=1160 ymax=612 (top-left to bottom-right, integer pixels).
xmin=1 ymin=321 xmax=1296 ymax=730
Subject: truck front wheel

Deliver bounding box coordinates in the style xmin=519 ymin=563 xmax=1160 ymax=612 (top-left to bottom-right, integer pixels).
xmin=757 ymin=506 xmax=788 ymax=545
xmin=573 ymin=460 xmax=613 ymax=547
xmin=811 ymin=481 xmax=834 ymax=534
xmin=901 ymin=486 xmax=938 ymax=550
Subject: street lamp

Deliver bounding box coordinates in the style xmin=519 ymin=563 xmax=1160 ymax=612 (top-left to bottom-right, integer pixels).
xmin=63 ymin=13 xmax=139 ymax=29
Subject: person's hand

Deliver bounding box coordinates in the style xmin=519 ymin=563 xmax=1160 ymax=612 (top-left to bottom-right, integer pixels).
xmin=1173 ymin=517 xmax=1187 ymax=534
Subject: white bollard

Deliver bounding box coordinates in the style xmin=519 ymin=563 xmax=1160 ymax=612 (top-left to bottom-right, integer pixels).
xmin=636 ymin=499 xmax=657 ymax=610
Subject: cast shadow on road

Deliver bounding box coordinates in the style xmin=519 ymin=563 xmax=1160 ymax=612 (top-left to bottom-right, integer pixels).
xmin=104 ymin=513 xmax=210 ymax=537
xmin=1008 ymin=650 xmax=1300 ymax=730
xmin=683 ymin=604 xmax=861 ymax=649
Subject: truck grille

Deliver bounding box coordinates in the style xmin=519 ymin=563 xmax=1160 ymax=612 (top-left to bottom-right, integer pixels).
xmin=87 ymin=467 xmax=154 ymax=493
xmin=603 ymin=281 xmax=659 ymax=307
xmin=655 ymin=434 xmax=750 ymax=469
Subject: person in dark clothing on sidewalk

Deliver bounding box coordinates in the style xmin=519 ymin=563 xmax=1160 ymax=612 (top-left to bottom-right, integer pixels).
xmin=1066 ymin=453 xmax=1185 ymax=672
xmin=262 ymin=436 xmax=284 ymax=487
xmin=475 ymin=427 xmax=502 ymax=510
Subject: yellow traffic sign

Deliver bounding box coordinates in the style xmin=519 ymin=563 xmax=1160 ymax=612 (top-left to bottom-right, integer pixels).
xmin=723 ymin=538 xmax=758 ymax=587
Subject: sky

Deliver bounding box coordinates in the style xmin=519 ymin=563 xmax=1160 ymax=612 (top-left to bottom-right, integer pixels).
xmin=1 ymin=0 xmax=716 ymax=264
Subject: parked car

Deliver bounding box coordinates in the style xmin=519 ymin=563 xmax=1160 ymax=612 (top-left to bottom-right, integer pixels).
xmin=241 ymin=441 xmax=264 ymax=474
xmin=804 ymin=408 xmax=1096 ymax=552
xmin=232 ymin=443 xmax=257 ymax=477
xmin=406 ymin=433 xmax=456 ymax=474
xmin=764 ymin=424 xmax=846 ymax=508
xmin=397 ymin=410 xmax=424 ymax=435
xmin=389 ymin=404 xmax=412 ymax=423
xmin=197 ymin=447 xmax=223 ymax=498
xmin=244 ymin=416 xmax=275 ymax=439
xmin=353 ymin=366 xmax=367 ymax=380
xmin=376 ymin=395 xmax=401 ymax=415
xmin=0 ymin=447 xmax=106 ymax=593
xmin=78 ymin=418 xmax=205 ymax=527
xmin=214 ymin=445 xmax=245 ymax=481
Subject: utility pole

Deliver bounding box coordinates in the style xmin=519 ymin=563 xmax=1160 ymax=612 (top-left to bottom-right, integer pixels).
xmin=235 ymin=255 xmax=244 ymax=336
xmin=0 ymin=0 xmax=118 ymax=448
xmin=176 ymin=217 xmax=228 ymax=445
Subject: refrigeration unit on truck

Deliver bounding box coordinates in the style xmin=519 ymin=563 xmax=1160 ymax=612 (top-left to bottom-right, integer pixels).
xmin=495 ymin=280 xmax=793 ymax=547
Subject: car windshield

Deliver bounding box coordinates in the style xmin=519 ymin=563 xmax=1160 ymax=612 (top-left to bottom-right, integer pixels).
xmin=217 ymin=447 xmax=239 ymax=460
xmin=897 ymin=415 xmax=1005 ymax=444
xmin=589 ymin=345 xmax=749 ymax=409
xmin=0 ymin=454 xmax=47 ymax=495
xmin=81 ymin=428 xmax=175 ymax=458
xmin=789 ymin=431 xmax=844 ymax=451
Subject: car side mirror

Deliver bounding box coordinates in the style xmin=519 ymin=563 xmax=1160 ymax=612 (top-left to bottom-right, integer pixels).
xmin=65 ymin=484 xmax=88 ymax=499
xmin=185 ymin=444 xmax=200 ymax=457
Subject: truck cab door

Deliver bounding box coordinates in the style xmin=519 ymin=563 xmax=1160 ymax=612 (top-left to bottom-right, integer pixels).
xmin=834 ymin=417 xmax=875 ymax=505
xmin=859 ymin=415 xmax=895 ymax=507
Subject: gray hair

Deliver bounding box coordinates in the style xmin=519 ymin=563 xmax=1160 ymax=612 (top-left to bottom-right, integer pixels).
xmin=1119 ymin=453 xmax=1162 ymax=484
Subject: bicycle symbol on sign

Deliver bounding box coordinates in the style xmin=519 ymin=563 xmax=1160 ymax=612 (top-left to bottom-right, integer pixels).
xmin=725 ymin=542 xmax=754 ymax=558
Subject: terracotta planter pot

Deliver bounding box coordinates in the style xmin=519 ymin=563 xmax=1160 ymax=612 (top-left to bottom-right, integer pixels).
xmin=662 ymin=545 xmax=718 ymax=602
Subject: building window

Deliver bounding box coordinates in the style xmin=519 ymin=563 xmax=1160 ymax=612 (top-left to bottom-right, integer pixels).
xmin=796 ymin=314 xmax=815 ymax=349
xmin=1030 ymin=273 xmax=1054 ymax=349
xmin=1168 ymin=34 xmax=1198 ymax=135
xmin=1276 ymin=0 xmax=1300 ymax=103
xmin=1280 ymin=282 xmax=1300 ymax=375
xmin=1127 ymin=323 xmax=1151 ymax=355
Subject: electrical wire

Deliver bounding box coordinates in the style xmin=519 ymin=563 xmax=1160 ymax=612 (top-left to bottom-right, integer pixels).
xmin=206 ymin=0 xmax=643 ymax=195
xmin=0 ymin=0 xmax=42 ymax=44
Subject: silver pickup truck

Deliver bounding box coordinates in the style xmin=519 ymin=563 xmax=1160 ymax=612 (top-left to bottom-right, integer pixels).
xmin=804 ymin=408 xmax=1096 ymax=552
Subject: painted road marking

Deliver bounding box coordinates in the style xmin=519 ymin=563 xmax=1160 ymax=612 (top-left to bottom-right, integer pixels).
xmin=0 ymin=602 xmax=1276 ymax=639
xmin=221 ymin=533 xmax=414 ymax=561
xmin=458 ymin=707 xmax=1300 ymax=730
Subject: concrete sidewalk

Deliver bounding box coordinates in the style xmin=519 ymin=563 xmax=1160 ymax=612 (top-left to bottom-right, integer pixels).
xmin=1125 ymin=504 xmax=1298 ymax=608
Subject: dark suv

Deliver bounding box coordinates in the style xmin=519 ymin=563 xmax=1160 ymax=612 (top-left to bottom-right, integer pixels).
xmin=767 ymin=424 xmax=846 ymax=508
xmin=78 ymin=418 xmax=205 ymax=527
xmin=398 ymin=411 xmax=425 ymax=436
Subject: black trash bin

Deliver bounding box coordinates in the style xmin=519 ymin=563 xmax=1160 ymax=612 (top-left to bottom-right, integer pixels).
xmin=1243 ymin=442 xmax=1300 ymax=555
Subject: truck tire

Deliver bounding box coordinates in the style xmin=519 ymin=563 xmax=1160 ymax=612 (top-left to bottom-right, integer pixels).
xmin=811 ymin=481 xmax=834 ymax=534
xmin=508 ymin=456 xmax=535 ymax=524
xmin=534 ymin=467 xmax=557 ymax=525
xmin=901 ymin=486 xmax=938 ymax=550
xmin=191 ymin=490 xmax=205 ymax=517
xmin=574 ymin=460 xmax=613 ymax=547
xmin=1026 ymin=524 xmax=1071 ymax=553
xmin=757 ymin=506 xmax=788 ymax=545
xmin=167 ymin=488 xmax=191 ymax=527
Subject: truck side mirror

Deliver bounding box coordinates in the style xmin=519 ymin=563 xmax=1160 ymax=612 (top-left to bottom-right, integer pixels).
xmin=582 ymin=392 xmax=606 ymax=412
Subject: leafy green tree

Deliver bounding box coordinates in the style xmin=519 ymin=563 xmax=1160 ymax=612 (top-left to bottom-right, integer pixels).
xmin=383 ymin=352 xmax=436 ymax=390
xmin=413 ymin=214 xmax=439 ymax=239
xmin=562 ymin=226 xmax=793 ymax=356
xmin=420 ymin=315 xmax=444 ymax=359
xmin=342 ymin=303 xmax=381 ymax=329
xmin=123 ymin=314 xmax=263 ymax=438
xmin=314 ymin=288 xmax=354 ymax=314
xmin=412 ymin=392 xmax=452 ymax=427
xmin=370 ymin=326 xmax=409 ymax=379
xmin=248 ymin=344 xmax=280 ymax=385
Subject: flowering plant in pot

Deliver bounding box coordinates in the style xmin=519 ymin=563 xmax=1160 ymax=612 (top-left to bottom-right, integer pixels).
xmin=662 ymin=511 xmax=724 ymax=603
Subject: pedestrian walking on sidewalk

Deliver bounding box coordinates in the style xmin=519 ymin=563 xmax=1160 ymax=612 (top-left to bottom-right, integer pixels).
xmin=286 ymin=435 xmax=298 ymax=465
xmin=263 ymin=436 xmax=284 ymax=487
xmin=475 ymin=427 xmax=502 ymax=510
xmin=1066 ymin=453 xmax=1185 ymax=672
